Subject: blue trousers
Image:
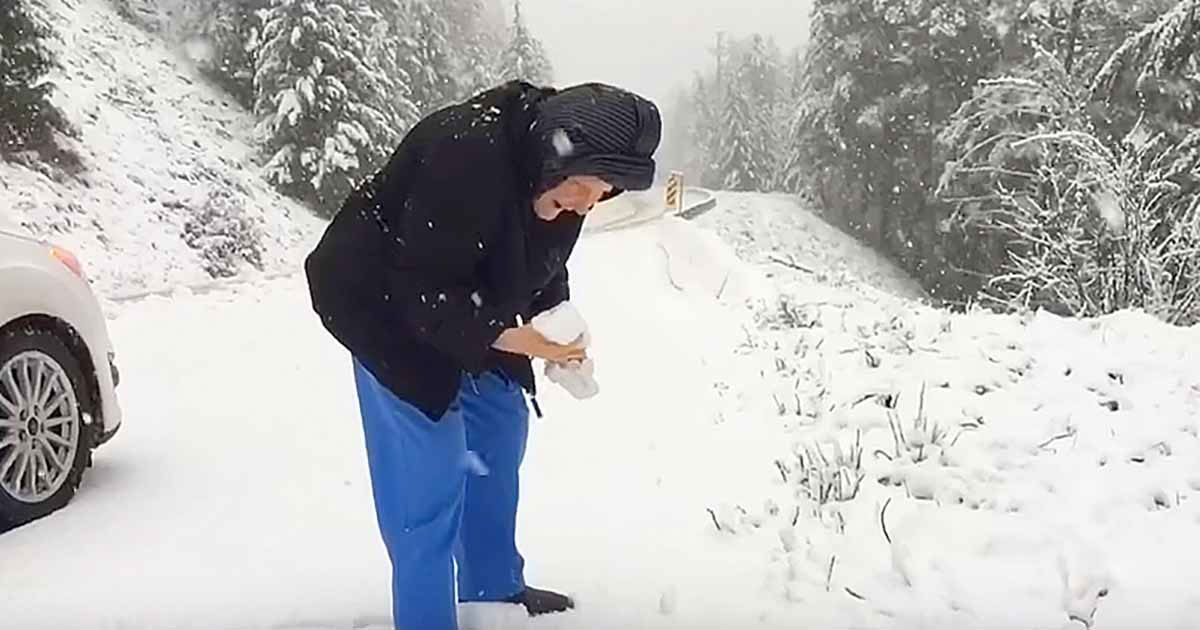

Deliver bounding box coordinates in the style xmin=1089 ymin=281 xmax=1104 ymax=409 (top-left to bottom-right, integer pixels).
xmin=353 ymin=360 xmax=530 ymax=630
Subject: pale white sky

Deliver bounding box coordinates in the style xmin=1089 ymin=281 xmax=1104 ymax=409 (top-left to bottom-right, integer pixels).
xmin=517 ymin=0 xmax=812 ymax=109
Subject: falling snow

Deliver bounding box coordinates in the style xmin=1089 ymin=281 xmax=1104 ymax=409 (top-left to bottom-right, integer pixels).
xmin=551 ymin=129 xmax=574 ymax=157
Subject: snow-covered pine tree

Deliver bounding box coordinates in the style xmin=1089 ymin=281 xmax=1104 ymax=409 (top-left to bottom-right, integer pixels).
xmin=741 ymin=35 xmax=780 ymax=112
xmin=708 ymin=38 xmax=778 ymax=192
xmin=681 ymin=32 xmax=746 ymax=189
xmin=785 ymin=48 xmax=803 ymax=104
xmin=660 ymin=85 xmax=693 ymax=178
xmin=688 ymin=76 xmax=722 ymax=189
xmin=0 ymin=0 xmax=68 ymax=154
xmin=254 ymin=0 xmax=401 ymax=216
xmin=788 ymin=0 xmax=1003 ymax=300
xmin=363 ymin=0 xmax=421 ymax=131
xmin=445 ymin=0 xmax=503 ymax=100
xmin=1091 ymin=0 xmax=1200 ymax=141
xmin=776 ymin=48 xmax=806 ymax=194
xmin=743 ymin=34 xmax=785 ymax=191
xmin=497 ymin=0 xmax=553 ymax=86
xmin=185 ymin=0 xmax=269 ymax=109
xmin=715 ymin=59 xmax=772 ymax=192
xmin=402 ymin=0 xmax=458 ymax=114
xmin=977 ymin=0 xmax=1176 ymax=144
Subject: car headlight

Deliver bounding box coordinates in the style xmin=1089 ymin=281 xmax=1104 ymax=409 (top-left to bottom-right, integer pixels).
xmin=51 ymin=244 xmax=87 ymax=280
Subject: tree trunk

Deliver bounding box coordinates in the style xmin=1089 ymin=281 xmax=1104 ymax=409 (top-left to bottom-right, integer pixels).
xmin=1063 ymin=0 xmax=1085 ymax=75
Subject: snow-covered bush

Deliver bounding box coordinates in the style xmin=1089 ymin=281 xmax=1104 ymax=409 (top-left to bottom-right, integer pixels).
xmin=938 ymin=45 xmax=1200 ymax=325
xmin=181 ymin=190 xmax=265 ymax=279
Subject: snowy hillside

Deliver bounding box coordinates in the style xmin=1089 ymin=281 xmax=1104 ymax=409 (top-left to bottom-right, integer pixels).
xmin=696 ymin=192 xmax=926 ymax=302
xmin=0 ymin=0 xmax=322 ymax=297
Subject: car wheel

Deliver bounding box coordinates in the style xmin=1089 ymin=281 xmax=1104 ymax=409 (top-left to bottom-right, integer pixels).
xmin=0 ymin=326 xmax=95 ymax=532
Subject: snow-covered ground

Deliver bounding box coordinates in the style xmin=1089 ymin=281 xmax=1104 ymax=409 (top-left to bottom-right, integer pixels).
xmin=0 ymin=0 xmax=321 ymax=297
xmin=696 ymin=191 xmax=926 ymax=302
xmin=3 ymin=191 xmax=1199 ymax=630
xmin=703 ymin=202 xmax=1200 ymax=628
xmin=0 ymin=211 xmax=771 ymax=630
xmin=4 ymin=1 xmax=1192 ymax=627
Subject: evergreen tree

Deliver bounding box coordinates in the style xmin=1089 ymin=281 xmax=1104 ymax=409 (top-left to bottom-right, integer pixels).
xmin=444 ymin=0 xmax=502 ymax=99
xmin=497 ymin=0 xmax=553 ymax=85
xmin=660 ymin=85 xmax=693 ymax=179
xmin=1091 ymin=0 xmax=1200 ymax=142
xmin=404 ymin=0 xmax=458 ymax=113
xmin=676 ymin=32 xmax=789 ymax=191
xmin=703 ymin=36 xmax=782 ymax=192
xmin=742 ymin=35 xmax=781 ymax=111
xmin=715 ymin=60 xmax=773 ymax=192
xmin=777 ymin=49 xmax=806 ymax=193
xmin=363 ymin=0 xmax=421 ymax=128
xmin=744 ymin=35 xmax=786 ymax=190
xmin=188 ymin=0 xmax=270 ymax=109
xmin=0 ymin=0 xmax=67 ymax=154
xmin=785 ymin=48 xmax=804 ymax=104
xmin=788 ymin=0 xmax=1003 ymax=297
xmin=688 ymin=76 xmax=722 ymax=189
xmin=254 ymin=0 xmax=400 ymax=215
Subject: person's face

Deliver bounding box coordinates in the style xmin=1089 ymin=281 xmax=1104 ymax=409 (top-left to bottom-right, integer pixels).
xmin=533 ymin=176 xmax=614 ymax=221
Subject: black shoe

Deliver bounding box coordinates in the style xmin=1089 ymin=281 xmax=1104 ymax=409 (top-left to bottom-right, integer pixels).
xmin=504 ymin=586 xmax=575 ymax=616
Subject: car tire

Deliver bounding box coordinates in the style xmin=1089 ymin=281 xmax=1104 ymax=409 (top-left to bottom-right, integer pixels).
xmin=0 ymin=325 xmax=95 ymax=532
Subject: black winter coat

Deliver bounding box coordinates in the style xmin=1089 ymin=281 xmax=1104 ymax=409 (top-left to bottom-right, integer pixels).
xmin=304 ymin=81 xmax=584 ymax=421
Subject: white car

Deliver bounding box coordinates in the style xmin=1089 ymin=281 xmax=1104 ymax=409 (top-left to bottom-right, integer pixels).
xmin=0 ymin=213 xmax=122 ymax=530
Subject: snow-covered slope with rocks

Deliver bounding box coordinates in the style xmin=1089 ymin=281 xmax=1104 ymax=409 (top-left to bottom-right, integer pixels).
xmin=0 ymin=0 xmax=322 ymax=297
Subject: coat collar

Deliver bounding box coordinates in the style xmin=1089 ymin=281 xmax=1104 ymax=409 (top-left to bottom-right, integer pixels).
xmin=495 ymin=81 xmax=558 ymax=200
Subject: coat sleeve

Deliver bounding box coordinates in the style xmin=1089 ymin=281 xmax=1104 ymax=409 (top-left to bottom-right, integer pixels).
xmin=527 ymin=212 xmax=583 ymax=315
xmin=530 ymin=266 xmax=569 ymax=315
xmin=382 ymin=131 xmax=520 ymax=374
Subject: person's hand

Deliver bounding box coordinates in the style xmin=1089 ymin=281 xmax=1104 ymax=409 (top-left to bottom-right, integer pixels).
xmin=493 ymin=325 xmax=588 ymax=363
